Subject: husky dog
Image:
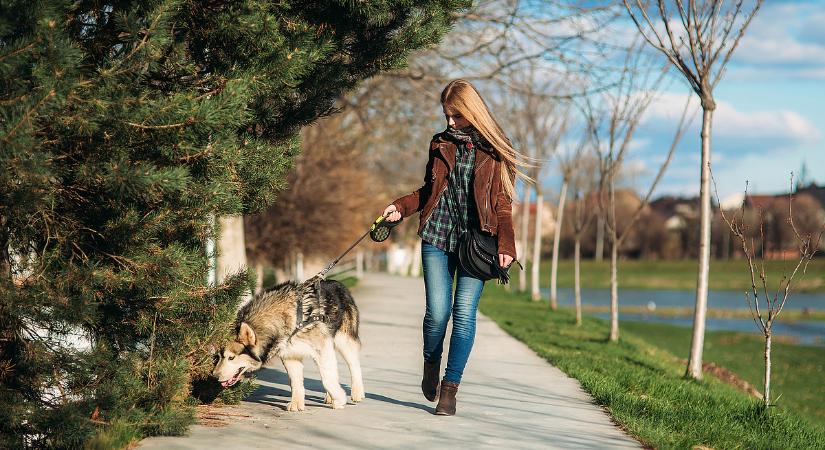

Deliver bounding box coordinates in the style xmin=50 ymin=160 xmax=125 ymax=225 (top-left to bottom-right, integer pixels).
xmin=212 ymin=276 xmax=364 ymax=411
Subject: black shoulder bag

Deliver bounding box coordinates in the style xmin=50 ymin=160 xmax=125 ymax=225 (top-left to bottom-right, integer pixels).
xmin=458 ymin=227 xmax=514 ymax=284
xmin=448 ymin=168 xmax=518 ymax=284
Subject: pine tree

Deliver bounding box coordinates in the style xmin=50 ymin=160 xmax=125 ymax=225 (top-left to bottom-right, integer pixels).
xmin=0 ymin=1 xmax=468 ymax=447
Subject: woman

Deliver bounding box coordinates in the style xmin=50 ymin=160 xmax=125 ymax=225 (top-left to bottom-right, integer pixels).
xmin=383 ymin=79 xmax=532 ymax=415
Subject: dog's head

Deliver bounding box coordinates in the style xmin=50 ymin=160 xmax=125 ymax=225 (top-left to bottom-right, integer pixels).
xmin=212 ymin=322 xmax=263 ymax=388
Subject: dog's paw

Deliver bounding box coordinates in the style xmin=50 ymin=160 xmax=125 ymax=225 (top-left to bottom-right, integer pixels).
xmin=351 ymin=386 xmax=365 ymax=403
xmin=286 ymin=400 xmax=306 ymax=412
xmin=331 ymin=399 xmax=346 ymax=410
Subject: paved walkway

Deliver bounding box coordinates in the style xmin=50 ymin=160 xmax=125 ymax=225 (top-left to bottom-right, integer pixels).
xmin=139 ymin=273 xmax=640 ymax=449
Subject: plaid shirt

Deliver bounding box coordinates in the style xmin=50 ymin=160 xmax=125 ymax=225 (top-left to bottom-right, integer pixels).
xmin=420 ymin=140 xmax=477 ymax=252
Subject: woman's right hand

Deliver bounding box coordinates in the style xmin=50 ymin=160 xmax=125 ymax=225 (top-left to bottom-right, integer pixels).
xmin=383 ymin=204 xmax=402 ymax=222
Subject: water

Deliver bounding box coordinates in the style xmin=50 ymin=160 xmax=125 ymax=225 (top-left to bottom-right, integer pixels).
xmin=541 ymin=287 xmax=825 ymax=346
xmin=591 ymin=313 xmax=825 ymax=346
xmin=545 ymin=287 xmax=825 ymax=311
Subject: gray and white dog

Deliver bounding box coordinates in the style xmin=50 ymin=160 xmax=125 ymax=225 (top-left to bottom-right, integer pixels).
xmin=212 ymin=276 xmax=364 ymax=411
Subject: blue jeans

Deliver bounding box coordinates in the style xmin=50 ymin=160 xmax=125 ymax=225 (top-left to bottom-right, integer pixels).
xmin=421 ymin=241 xmax=485 ymax=384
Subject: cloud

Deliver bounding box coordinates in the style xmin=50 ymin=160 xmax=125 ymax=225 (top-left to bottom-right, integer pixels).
xmin=732 ymin=2 xmax=825 ymax=77
xmin=619 ymin=86 xmax=823 ymax=199
xmin=736 ymin=35 xmax=825 ymax=67
xmin=639 ymin=91 xmax=820 ymax=152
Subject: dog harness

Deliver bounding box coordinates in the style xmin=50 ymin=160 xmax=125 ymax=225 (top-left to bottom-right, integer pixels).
xmin=287 ymin=275 xmax=328 ymax=341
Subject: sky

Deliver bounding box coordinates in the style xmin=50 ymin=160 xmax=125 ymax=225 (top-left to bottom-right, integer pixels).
xmin=544 ymin=0 xmax=825 ymax=203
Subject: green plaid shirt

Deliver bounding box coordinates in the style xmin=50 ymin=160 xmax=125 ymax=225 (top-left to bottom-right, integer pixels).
xmin=420 ymin=140 xmax=476 ymax=252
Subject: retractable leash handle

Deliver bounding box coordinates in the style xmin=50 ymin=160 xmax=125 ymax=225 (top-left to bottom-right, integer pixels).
xmin=369 ymin=213 xmax=402 ymax=242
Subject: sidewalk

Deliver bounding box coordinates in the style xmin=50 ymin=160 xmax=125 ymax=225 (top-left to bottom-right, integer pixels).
xmin=139 ymin=273 xmax=641 ymax=449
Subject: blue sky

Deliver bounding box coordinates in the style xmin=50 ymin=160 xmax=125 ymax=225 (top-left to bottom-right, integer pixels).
xmin=545 ymin=1 xmax=825 ymax=203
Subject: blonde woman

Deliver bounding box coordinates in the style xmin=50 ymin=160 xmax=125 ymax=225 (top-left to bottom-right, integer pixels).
xmin=383 ymin=79 xmax=531 ymax=415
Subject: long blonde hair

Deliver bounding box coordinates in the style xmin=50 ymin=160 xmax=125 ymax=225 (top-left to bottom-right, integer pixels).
xmin=440 ymin=79 xmax=533 ymax=199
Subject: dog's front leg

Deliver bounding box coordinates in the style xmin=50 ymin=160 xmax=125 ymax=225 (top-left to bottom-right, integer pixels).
xmin=281 ymin=357 xmax=306 ymax=412
xmin=314 ymin=341 xmax=347 ymax=409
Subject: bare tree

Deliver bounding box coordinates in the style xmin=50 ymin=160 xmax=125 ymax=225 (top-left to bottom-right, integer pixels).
xmin=397 ymin=0 xmax=617 ymax=90
xmin=547 ymin=112 xmax=574 ymax=309
xmin=714 ymin=173 xmax=825 ymax=407
xmin=594 ymin=211 xmax=606 ymax=262
xmin=586 ymin=39 xmax=691 ymax=341
xmin=518 ymin=174 xmax=533 ymax=293
xmin=568 ymin=141 xmax=600 ymax=325
xmin=531 ymin=186 xmax=545 ymax=301
xmin=623 ymin=0 xmax=764 ymax=379
xmin=501 ymin=67 xmax=570 ymax=301
xmin=244 ymin=114 xmax=379 ymax=277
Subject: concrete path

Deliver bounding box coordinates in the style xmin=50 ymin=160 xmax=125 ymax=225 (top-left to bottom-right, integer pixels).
xmin=139 ymin=273 xmax=640 ymax=449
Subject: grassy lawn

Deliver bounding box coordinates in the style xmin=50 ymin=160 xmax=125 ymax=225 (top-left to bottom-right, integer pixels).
xmin=513 ymin=259 xmax=825 ymax=292
xmin=479 ymin=285 xmax=825 ymax=449
xmin=623 ymin=321 xmax=825 ymax=430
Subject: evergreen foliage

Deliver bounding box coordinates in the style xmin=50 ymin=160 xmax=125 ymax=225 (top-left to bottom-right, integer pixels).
xmin=0 ymin=0 xmax=467 ymax=447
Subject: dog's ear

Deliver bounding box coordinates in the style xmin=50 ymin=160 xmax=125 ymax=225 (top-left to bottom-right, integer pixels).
xmin=238 ymin=322 xmax=257 ymax=347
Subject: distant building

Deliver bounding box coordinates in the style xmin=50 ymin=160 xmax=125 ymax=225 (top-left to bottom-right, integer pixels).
xmin=649 ymin=196 xmax=701 ymax=229
xmin=797 ymin=183 xmax=825 ymax=210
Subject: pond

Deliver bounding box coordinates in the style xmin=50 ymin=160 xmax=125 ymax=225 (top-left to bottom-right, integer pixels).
xmin=545 ymin=287 xmax=825 ymax=310
xmin=541 ymin=287 xmax=825 ymax=346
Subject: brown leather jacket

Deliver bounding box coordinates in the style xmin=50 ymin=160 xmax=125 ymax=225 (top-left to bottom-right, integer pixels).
xmin=392 ymin=134 xmax=517 ymax=259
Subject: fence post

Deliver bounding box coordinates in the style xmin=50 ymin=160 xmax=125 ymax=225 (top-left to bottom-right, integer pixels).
xmin=356 ymin=251 xmax=364 ymax=279
xmin=296 ymin=252 xmax=304 ymax=282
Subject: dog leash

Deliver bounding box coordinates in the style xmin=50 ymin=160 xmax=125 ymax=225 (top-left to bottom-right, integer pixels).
xmin=316 ymin=213 xmax=402 ymax=278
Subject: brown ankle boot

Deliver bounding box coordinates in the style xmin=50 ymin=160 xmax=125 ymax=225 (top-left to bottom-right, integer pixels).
xmin=421 ymin=360 xmax=440 ymax=402
xmin=435 ymin=381 xmax=459 ymax=415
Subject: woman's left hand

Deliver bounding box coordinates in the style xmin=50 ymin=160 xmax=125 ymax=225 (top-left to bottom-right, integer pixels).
xmin=498 ymin=253 xmax=513 ymax=268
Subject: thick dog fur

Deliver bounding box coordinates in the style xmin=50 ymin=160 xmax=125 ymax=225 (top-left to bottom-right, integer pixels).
xmin=212 ymin=278 xmax=364 ymax=411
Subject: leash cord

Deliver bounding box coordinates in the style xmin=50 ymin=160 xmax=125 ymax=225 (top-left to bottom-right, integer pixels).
xmin=317 ymin=214 xmax=389 ymax=278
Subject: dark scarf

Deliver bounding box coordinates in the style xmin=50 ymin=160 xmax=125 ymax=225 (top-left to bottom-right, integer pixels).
xmin=443 ymin=125 xmax=489 ymax=149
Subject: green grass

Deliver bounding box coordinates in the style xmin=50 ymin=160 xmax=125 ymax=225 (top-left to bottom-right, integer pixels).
xmin=513 ymin=259 xmax=825 ymax=292
xmin=623 ymin=321 xmax=825 ymax=429
xmin=479 ymin=285 xmax=825 ymax=449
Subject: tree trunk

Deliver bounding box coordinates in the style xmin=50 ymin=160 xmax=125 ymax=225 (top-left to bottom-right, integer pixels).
xmin=609 ymin=178 xmax=619 ymax=342
xmin=410 ymin=240 xmax=422 ymax=277
xmin=686 ymin=107 xmax=714 ymax=379
xmin=595 ymin=215 xmax=605 ymax=262
xmin=609 ymin=238 xmax=619 ymax=341
xmin=764 ymin=331 xmax=772 ymax=408
xmin=519 ymin=186 xmax=531 ymax=293
xmin=531 ymin=192 xmax=544 ymax=301
xmin=255 ymin=263 xmax=264 ymax=294
xmin=295 ymin=251 xmax=304 ymax=281
xmin=550 ymin=180 xmax=567 ymax=310
xmin=574 ymin=237 xmax=582 ymax=326
xmin=216 ymin=215 xmax=248 ymax=284
xmin=356 ymin=250 xmax=365 ymax=279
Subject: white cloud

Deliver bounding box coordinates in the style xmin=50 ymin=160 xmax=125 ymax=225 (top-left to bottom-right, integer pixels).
xmin=642 ymin=91 xmax=820 ymax=145
xmin=736 ymin=35 xmax=825 ymax=67
xmin=733 ymin=2 xmax=825 ymax=72
xmin=715 ymin=104 xmax=819 ymax=141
